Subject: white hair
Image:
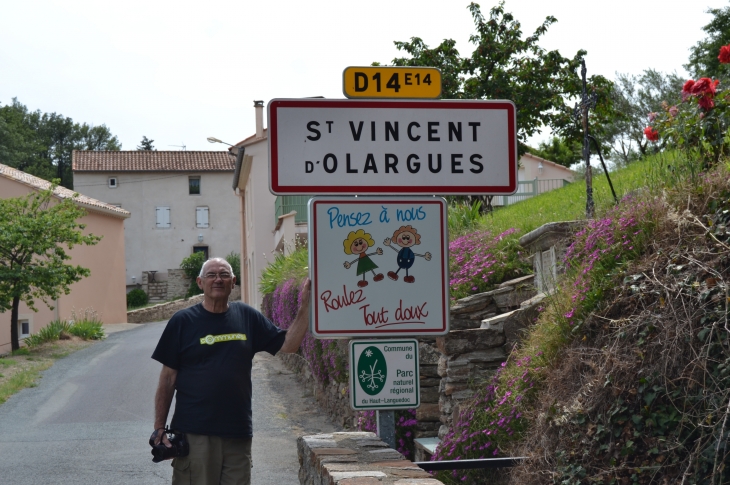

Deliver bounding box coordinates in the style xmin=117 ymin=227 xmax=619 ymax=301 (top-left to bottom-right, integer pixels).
xmin=199 ymin=257 xmax=234 ymax=278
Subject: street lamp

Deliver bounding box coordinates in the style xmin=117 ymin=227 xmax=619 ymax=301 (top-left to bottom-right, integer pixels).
xmin=207 ymin=137 xmax=233 ymax=146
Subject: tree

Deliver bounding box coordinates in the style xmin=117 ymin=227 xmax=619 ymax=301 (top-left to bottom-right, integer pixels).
xmin=528 ymin=136 xmax=583 ymax=167
xmin=386 ymin=2 xmax=611 ymax=155
xmin=0 ymin=186 xmax=101 ymax=351
xmin=137 ymin=136 xmax=155 ymax=151
xmin=0 ymin=98 xmax=121 ymax=189
xmin=603 ymin=69 xmax=684 ymax=166
xmin=687 ymin=5 xmax=730 ymax=80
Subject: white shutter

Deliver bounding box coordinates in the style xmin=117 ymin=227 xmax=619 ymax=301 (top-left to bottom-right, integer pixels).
xmin=196 ymin=207 xmax=209 ymax=228
xmin=156 ymin=207 xmax=170 ymax=228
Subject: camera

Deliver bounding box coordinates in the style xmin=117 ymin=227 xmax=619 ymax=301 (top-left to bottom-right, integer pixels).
xmin=149 ymin=427 xmax=189 ymax=463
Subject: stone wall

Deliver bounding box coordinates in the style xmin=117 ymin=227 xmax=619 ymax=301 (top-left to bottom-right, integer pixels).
xmin=127 ymin=285 xmax=241 ymax=323
xmin=298 ymin=432 xmax=443 ymax=485
xmin=435 ymin=276 xmax=538 ymax=439
xmin=279 ymin=339 xmax=442 ymax=435
xmin=167 ymin=269 xmax=190 ymax=300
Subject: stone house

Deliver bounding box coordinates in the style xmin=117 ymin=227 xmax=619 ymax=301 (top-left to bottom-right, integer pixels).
xmin=0 ymin=164 xmax=130 ymax=354
xmin=72 ymin=150 xmax=242 ymax=298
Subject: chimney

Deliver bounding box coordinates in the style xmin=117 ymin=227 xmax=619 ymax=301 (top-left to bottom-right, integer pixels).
xmin=254 ymin=100 xmax=264 ymax=138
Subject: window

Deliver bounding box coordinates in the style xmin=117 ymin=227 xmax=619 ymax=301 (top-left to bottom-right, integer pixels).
xmin=19 ymin=320 xmax=30 ymax=338
xmin=108 ymin=177 xmax=118 ymax=188
xmin=196 ymin=207 xmax=209 ymax=228
xmin=189 ymin=176 xmax=201 ymax=195
xmin=193 ymin=246 xmax=209 ymax=259
xmin=156 ymin=206 xmax=171 ymax=228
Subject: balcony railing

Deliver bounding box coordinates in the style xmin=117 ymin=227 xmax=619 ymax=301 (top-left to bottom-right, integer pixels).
xmin=274 ymin=196 xmax=311 ymax=224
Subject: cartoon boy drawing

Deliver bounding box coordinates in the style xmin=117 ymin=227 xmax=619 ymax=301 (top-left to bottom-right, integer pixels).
xmin=384 ymin=225 xmax=432 ymax=283
xmin=343 ymin=229 xmax=384 ymax=288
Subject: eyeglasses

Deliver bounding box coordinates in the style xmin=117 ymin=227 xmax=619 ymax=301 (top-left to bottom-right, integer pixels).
xmin=203 ymin=272 xmax=232 ymax=280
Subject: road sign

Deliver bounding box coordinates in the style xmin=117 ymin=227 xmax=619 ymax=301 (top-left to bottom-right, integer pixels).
xmin=309 ymin=196 xmax=449 ymax=338
xmin=350 ymin=339 xmax=419 ymax=410
xmin=343 ymin=66 xmax=441 ymax=99
xmin=268 ymin=98 xmax=517 ymax=195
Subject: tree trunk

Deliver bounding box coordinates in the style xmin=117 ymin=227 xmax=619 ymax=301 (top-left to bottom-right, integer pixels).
xmin=10 ymin=296 xmax=20 ymax=352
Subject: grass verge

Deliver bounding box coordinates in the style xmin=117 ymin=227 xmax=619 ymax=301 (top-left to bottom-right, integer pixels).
xmin=0 ymin=338 xmax=93 ymax=405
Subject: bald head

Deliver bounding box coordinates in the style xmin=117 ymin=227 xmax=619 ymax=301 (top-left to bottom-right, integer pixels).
xmin=199 ymin=257 xmax=234 ymax=278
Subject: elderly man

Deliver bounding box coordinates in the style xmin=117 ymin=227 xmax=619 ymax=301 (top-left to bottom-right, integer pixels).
xmin=151 ymin=257 xmax=310 ymax=485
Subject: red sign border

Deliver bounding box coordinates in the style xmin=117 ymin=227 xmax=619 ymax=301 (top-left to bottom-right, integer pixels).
xmin=311 ymin=198 xmax=449 ymax=337
xmin=269 ymin=99 xmax=517 ymax=195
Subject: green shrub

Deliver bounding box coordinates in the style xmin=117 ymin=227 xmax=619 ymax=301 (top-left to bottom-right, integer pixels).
xmin=126 ymin=288 xmax=149 ymax=308
xmin=68 ymin=320 xmax=104 ymax=340
xmin=180 ymin=251 xmax=206 ymax=297
xmin=24 ymin=320 xmax=72 ymax=347
xmin=225 ymin=252 xmax=241 ymax=286
xmin=447 ymin=200 xmax=483 ymax=236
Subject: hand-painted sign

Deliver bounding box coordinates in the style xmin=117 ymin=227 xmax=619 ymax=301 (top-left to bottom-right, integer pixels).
xmin=343 ymin=66 xmax=442 ymax=99
xmin=350 ymin=339 xmax=420 ymax=410
xmin=309 ymin=196 xmax=449 ymax=338
xmin=268 ymin=98 xmax=517 ymax=195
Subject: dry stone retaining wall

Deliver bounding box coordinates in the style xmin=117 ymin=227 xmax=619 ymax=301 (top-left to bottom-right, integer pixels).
xmin=298 ymin=432 xmax=443 ymax=485
xmin=127 ymin=286 xmax=241 ymax=323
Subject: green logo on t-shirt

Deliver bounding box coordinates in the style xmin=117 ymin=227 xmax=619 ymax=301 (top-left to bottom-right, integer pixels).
xmin=200 ymin=333 xmax=247 ymax=345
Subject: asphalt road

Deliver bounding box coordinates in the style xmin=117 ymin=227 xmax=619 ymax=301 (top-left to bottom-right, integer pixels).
xmin=0 ymin=321 xmax=338 ymax=484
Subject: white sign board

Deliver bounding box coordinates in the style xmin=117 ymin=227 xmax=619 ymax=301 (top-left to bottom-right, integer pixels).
xmin=350 ymin=339 xmax=420 ymax=410
xmin=309 ymin=197 xmax=449 ymax=338
xmin=268 ymin=98 xmax=517 ymax=195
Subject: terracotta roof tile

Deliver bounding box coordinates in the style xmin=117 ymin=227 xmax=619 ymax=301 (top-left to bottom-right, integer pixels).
xmin=0 ymin=163 xmax=131 ymax=219
xmin=72 ymin=151 xmax=235 ymax=172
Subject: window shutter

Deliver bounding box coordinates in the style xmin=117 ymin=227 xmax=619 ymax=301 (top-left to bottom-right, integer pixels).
xmin=156 ymin=207 xmax=170 ymax=228
xmin=196 ymin=207 xmax=209 ymax=228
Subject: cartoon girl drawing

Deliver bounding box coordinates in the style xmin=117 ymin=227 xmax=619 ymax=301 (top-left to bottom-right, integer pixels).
xmin=343 ymin=229 xmax=384 ymax=288
xmin=383 ymin=225 xmax=431 ymax=283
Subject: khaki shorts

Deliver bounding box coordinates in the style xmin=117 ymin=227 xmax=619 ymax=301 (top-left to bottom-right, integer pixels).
xmin=171 ymin=433 xmax=252 ymax=485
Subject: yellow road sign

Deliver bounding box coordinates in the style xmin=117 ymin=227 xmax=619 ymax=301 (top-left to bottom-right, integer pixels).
xmin=343 ymin=66 xmax=441 ymax=99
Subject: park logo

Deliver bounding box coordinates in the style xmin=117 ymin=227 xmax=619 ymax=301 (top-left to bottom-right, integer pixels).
xmin=357 ymin=346 xmax=387 ymax=395
xmin=199 ymin=333 xmax=247 ymax=345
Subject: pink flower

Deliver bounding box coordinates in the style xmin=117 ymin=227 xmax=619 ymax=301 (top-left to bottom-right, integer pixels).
xmin=647 ymin=112 xmax=658 ymax=122
xmin=668 ymin=105 xmax=678 ymax=117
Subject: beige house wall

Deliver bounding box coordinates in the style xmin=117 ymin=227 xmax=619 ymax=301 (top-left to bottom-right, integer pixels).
xmin=519 ymin=153 xmax=575 ymax=182
xmin=238 ymin=139 xmax=277 ymax=309
xmin=72 ymin=171 xmax=241 ymax=287
xmin=0 ymin=177 xmax=128 ymax=355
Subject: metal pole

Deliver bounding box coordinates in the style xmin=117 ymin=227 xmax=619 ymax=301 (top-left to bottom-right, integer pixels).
xmin=377 ymin=410 xmax=396 ymax=449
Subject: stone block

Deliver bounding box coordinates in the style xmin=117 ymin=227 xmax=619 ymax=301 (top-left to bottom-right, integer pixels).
xmin=439 ymin=395 xmax=453 ymax=414
xmin=420 ymin=386 xmax=440 ymax=403
xmin=419 ymin=364 xmax=439 ymax=378
xmin=419 ymin=377 xmax=440 ymax=387
xmin=437 ymin=357 xmax=447 ymax=377
xmin=438 ymin=425 xmax=450 ymax=439
xmin=415 ymin=403 xmax=440 ymax=422
xmin=444 ymin=381 xmax=469 ymax=396
xmin=436 ymin=327 xmax=505 ymax=356
xmin=499 ymin=274 xmax=535 ymax=288
xmin=394 ymin=480 xmax=444 ymax=485
xmin=449 ymin=292 xmax=494 ymax=315
xmin=450 ymin=389 xmax=475 ymax=400
xmin=445 ymin=365 xmax=472 ymax=379
xmin=418 ymin=342 xmax=441 ymax=364
xmin=452 ymin=347 xmax=507 ymax=364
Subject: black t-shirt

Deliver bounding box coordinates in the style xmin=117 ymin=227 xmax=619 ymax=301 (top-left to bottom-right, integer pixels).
xmin=151 ymin=302 xmax=286 ymax=438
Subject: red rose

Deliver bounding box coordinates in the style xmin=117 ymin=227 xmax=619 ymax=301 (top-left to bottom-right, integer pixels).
xmin=644 ymin=126 xmax=659 ymax=142
xmin=719 ymin=45 xmax=730 ymax=64
xmin=698 ymin=96 xmax=715 ymax=110
xmin=682 ymin=79 xmax=695 ymax=94
xmin=691 ymin=77 xmax=719 ymax=96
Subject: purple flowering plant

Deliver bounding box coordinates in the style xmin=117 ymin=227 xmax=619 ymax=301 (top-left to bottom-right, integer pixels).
xmin=356 ymin=408 xmax=419 ymax=458
xmin=432 ymin=195 xmax=664 ymax=483
xmin=449 ymin=228 xmax=530 ymax=300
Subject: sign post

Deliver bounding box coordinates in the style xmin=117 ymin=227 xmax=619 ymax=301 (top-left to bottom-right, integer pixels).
xmin=268 ymin=98 xmax=518 ymax=196
xmin=350 ymin=339 xmax=420 ymax=410
xmin=308 ymin=197 xmax=449 ymax=338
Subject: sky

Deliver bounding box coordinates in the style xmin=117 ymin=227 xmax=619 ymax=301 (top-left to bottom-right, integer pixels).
xmin=1 ymin=0 xmax=727 ymax=151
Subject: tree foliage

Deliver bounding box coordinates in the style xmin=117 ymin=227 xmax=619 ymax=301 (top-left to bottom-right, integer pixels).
xmin=528 ymin=136 xmax=583 ymax=168
xmin=0 ymin=186 xmax=101 ymax=351
xmin=180 ymin=251 xmax=206 ymax=297
xmin=686 ymin=4 xmax=730 ymax=80
xmin=603 ymin=70 xmax=684 ymax=165
xmin=0 ymin=99 xmax=120 ymax=189
xmin=137 ymin=136 xmax=155 ymax=151
xmin=386 ymin=2 xmax=612 ymax=155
